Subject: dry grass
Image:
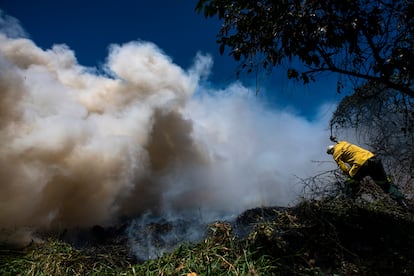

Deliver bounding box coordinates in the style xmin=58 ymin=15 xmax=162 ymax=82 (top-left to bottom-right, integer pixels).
xmin=2 ymin=196 xmax=414 ymax=275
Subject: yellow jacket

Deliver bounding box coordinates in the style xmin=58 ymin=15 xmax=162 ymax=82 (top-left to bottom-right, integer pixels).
xmin=332 ymin=141 xmax=374 ymax=177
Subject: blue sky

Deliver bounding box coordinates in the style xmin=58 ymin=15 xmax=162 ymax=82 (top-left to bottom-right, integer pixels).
xmin=0 ymin=0 xmax=341 ymax=119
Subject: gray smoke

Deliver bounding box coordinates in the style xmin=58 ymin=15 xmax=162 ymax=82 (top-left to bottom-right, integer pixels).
xmin=0 ymin=12 xmax=335 ymax=246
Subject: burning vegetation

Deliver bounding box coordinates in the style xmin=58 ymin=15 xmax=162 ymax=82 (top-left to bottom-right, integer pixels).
xmin=1 ymin=6 xmax=414 ymax=275
xmin=2 ymin=193 xmax=414 ymax=275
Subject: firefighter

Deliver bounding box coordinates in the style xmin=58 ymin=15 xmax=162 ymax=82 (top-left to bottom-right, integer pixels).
xmin=326 ymin=140 xmax=408 ymax=209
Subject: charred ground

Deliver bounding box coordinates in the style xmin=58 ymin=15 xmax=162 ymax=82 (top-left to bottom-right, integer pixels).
xmin=1 ymin=197 xmax=414 ymax=275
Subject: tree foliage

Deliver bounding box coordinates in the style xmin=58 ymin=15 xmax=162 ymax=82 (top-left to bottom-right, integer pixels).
xmin=195 ymin=0 xmax=414 ymax=97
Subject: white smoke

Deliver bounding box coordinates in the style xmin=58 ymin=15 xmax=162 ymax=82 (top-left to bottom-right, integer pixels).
xmin=0 ymin=10 xmax=27 ymax=38
xmin=0 ymin=11 xmax=335 ymax=241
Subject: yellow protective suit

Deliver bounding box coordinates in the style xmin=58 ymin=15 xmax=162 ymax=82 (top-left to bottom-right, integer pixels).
xmin=332 ymin=141 xmax=374 ymax=177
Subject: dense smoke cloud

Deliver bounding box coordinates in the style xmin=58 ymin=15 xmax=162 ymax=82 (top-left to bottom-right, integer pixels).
xmin=0 ymin=12 xmax=334 ymax=241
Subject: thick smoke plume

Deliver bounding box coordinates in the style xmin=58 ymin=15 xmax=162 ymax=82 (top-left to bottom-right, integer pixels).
xmin=0 ymin=13 xmax=333 ymax=244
